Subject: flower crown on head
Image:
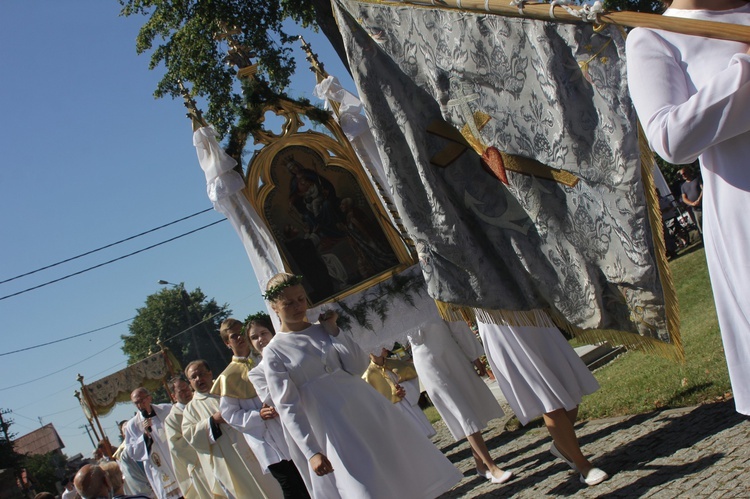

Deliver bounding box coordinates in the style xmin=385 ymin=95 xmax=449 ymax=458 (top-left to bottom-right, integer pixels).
xmin=262 ymin=274 xmax=304 ymax=301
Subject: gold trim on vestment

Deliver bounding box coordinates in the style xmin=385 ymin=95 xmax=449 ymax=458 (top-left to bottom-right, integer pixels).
xmin=210 ymin=357 xmax=258 ymax=399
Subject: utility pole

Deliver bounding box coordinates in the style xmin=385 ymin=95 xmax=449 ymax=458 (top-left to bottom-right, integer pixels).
xmin=80 ymin=424 xmax=96 ymax=448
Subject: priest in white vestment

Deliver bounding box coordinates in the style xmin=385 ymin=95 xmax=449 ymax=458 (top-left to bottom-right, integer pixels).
xmin=113 ymin=421 xmax=154 ymax=498
xmin=182 ymin=359 xmax=271 ymax=498
xmin=164 ymin=375 xmax=212 ymax=499
xmin=125 ymin=388 xmax=181 ymax=499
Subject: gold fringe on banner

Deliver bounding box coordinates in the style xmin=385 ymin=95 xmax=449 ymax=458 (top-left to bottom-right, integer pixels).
xmin=634 ymin=124 xmax=684 ymax=362
xmin=435 ymin=299 xmax=684 ymax=362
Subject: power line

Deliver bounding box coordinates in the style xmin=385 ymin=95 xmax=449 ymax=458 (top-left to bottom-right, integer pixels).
xmin=0 ymin=307 xmax=224 ymax=393
xmin=0 ymin=208 xmax=214 ymax=285
xmin=0 ymin=317 xmax=135 ymax=357
xmin=0 ymin=219 xmax=226 ymax=302
xmin=0 ymin=341 xmax=122 ymax=392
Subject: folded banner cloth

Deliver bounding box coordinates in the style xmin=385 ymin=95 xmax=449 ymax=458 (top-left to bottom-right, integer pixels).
xmin=332 ymin=0 xmax=681 ymax=358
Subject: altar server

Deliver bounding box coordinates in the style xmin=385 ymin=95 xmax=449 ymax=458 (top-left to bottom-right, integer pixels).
xmin=362 ymin=346 xmax=436 ymax=438
xmin=213 ymin=317 xmax=309 ymax=498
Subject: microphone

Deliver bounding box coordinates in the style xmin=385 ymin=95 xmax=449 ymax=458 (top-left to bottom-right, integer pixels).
xmin=140 ymin=409 xmax=152 ymax=434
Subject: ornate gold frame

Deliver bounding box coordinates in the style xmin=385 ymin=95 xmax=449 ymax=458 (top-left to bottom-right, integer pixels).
xmin=243 ymin=99 xmax=416 ymax=306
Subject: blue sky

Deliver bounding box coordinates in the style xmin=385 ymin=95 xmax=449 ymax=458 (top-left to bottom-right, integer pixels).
xmin=0 ymin=1 xmax=353 ymax=459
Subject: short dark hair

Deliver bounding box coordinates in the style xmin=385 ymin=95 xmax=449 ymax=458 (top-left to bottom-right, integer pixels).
xmin=167 ymin=374 xmax=189 ymax=392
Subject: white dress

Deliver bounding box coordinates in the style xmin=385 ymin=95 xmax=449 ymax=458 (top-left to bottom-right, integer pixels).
xmin=263 ymin=323 xmax=463 ymax=499
xmin=626 ymin=5 xmax=750 ymax=415
xmin=478 ymin=320 xmax=599 ymax=426
xmin=398 ymin=377 xmax=437 ymax=438
xmin=407 ymin=321 xmax=504 ymax=440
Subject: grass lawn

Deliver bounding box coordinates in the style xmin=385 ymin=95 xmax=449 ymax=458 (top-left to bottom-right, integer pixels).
xmin=577 ymin=244 xmax=731 ymax=420
xmin=423 ymin=244 xmax=730 ymax=425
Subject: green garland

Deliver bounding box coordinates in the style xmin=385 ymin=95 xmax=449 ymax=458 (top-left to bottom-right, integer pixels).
xmin=244 ymin=311 xmax=272 ymax=325
xmin=334 ymin=274 xmax=424 ymax=331
xmin=262 ymin=275 xmax=304 ymax=301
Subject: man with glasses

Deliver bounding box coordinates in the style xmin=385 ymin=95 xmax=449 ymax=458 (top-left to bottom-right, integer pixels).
xmin=164 ymin=375 xmax=211 ymax=499
xmin=124 ymin=388 xmax=181 ymax=498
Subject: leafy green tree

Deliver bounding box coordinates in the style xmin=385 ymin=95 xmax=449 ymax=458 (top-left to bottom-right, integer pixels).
xmin=117 ymin=0 xmax=324 ymax=136
xmin=121 ymin=285 xmax=232 ymax=375
xmin=0 ymin=411 xmax=21 ymax=471
xmin=23 ymin=452 xmax=67 ymax=495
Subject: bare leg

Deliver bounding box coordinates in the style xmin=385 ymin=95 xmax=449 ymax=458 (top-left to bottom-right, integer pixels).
xmin=566 ymin=406 xmax=578 ymax=425
xmin=466 ymin=431 xmax=508 ymax=479
xmin=543 ymin=408 xmax=593 ymax=477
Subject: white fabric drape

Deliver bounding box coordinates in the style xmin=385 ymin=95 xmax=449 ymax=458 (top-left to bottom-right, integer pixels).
xmin=193 ymin=126 xmax=284 ymax=322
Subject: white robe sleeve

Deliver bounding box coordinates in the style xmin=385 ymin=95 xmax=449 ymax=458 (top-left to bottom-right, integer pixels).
xmin=264 ymin=349 xmax=324 ymax=460
xmin=249 ymin=363 xmax=272 ymax=404
xmin=331 ymin=328 xmax=370 ymax=375
xmin=124 ymin=417 xmax=149 ymax=463
xmin=219 ymin=396 xmax=266 ymax=437
xmin=626 ymin=28 xmax=750 ymax=164
xmin=447 ymin=321 xmax=484 ymax=362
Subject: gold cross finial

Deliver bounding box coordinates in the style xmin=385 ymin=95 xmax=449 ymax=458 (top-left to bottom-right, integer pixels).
xmin=178 ymin=80 xmax=208 ymax=130
xmin=299 ymin=36 xmax=328 ymax=83
xmin=215 ymin=23 xmax=258 ymax=80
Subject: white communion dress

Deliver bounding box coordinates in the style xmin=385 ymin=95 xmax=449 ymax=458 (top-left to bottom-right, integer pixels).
xmin=263 ymin=323 xmax=463 ymax=499
xmin=626 ymin=5 xmax=750 ymax=415
xmin=478 ymin=320 xmax=599 ymax=425
xmin=407 ymin=321 xmax=504 ymax=440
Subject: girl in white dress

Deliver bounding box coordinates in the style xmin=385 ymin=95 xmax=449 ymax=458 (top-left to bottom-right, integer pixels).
xmin=478 ymin=319 xmax=608 ymax=486
xmin=407 ymin=321 xmax=512 ymax=484
xmin=626 ymin=0 xmax=750 ymax=416
xmin=261 ymin=273 xmax=463 ymax=499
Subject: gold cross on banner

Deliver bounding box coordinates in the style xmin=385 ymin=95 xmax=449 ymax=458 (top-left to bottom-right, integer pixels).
xmin=427 ymin=117 xmax=579 ymax=188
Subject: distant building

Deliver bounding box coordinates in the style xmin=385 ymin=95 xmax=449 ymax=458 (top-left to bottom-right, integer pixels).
xmin=14 ymin=424 xmax=64 ymax=457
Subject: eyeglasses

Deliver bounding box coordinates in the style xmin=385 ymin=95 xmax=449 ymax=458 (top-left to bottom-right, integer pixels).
xmin=229 ymin=332 xmax=244 ymax=341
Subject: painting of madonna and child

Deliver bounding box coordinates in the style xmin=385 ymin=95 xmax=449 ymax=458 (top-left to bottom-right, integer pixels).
xmin=263 ymin=145 xmax=404 ymax=304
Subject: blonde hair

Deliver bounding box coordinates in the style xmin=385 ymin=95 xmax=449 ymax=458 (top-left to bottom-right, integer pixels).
xmin=263 ymin=273 xmax=304 ymax=302
xmin=219 ymin=318 xmax=244 ymax=342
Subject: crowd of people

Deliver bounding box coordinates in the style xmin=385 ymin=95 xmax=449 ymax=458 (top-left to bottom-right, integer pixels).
xmin=55 ymin=271 xmax=608 ymax=499
xmin=45 ymin=1 xmax=750 ymax=497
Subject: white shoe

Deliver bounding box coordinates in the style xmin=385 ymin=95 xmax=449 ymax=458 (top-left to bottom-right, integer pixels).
xmin=580 ymin=467 xmax=609 ymax=486
xmin=489 ymin=470 xmax=513 ymax=484
xmin=474 ymin=468 xmax=491 ymax=480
